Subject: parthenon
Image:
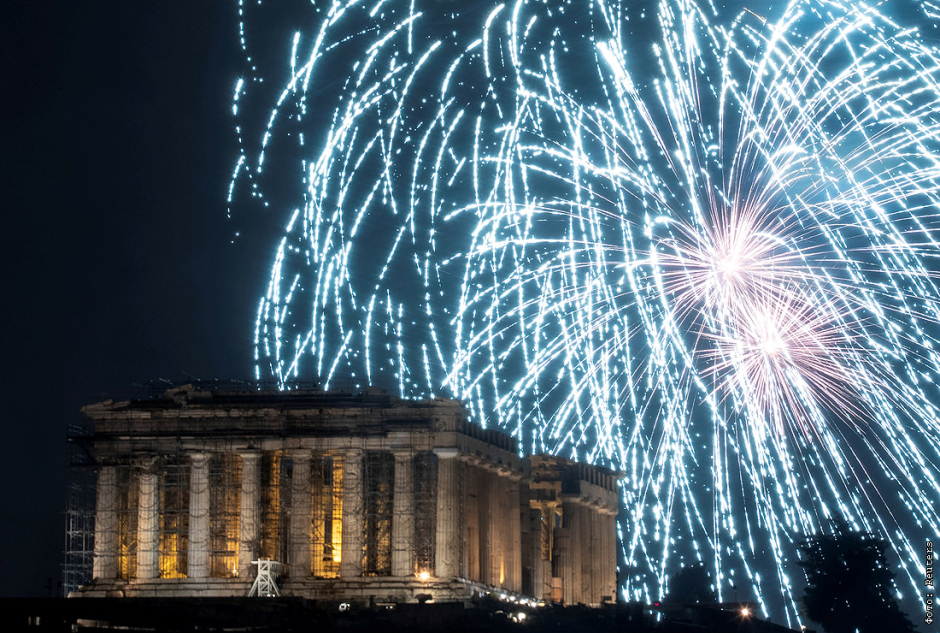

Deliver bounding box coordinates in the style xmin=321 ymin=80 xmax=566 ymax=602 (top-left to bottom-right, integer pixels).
xmin=73 ymin=386 xmax=619 ymax=605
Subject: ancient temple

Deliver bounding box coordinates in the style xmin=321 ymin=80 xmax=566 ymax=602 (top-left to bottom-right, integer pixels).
xmin=72 ymin=386 xmax=619 ymax=605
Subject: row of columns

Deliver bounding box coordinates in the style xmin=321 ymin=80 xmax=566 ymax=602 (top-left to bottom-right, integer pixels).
xmin=94 ymin=449 xmax=467 ymax=582
xmin=281 ymin=447 xmax=464 ymax=579
xmin=461 ymin=458 xmax=523 ymax=593
xmin=93 ymin=449 xmax=538 ymax=594
xmin=93 ymin=453 xmax=254 ymax=582
xmin=553 ymin=497 xmax=617 ymax=605
xmin=434 ymin=450 xmax=460 ymax=578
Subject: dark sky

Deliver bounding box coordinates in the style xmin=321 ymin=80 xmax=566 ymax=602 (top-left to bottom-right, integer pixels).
xmin=1 ymin=2 xmax=259 ymax=596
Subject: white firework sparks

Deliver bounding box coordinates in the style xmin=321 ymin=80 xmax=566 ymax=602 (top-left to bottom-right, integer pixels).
xmin=231 ymin=0 xmax=940 ymax=625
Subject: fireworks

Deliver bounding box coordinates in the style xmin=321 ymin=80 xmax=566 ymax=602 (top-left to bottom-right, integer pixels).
xmin=231 ymin=0 xmax=940 ymax=625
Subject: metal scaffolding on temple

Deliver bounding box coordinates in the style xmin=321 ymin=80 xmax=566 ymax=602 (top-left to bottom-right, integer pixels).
xmin=64 ymin=382 xmax=619 ymax=605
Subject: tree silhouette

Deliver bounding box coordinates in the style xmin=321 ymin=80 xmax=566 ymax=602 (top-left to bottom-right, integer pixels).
xmin=665 ymin=563 xmax=717 ymax=604
xmin=798 ymin=520 xmax=915 ymax=633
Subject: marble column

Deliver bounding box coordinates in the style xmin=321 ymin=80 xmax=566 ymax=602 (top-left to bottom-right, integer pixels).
xmin=527 ymin=506 xmax=541 ymax=600
xmin=486 ymin=468 xmax=501 ymax=587
xmin=597 ymin=506 xmax=607 ymax=603
xmin=238 ymin=452 xmax=261 ymax=578
xmin=507 ymin=474 xmax=522 ymax=593
xmin=538 ymin=502 xmax=558 ymax=600
xmin=605 ymin=510 xmax=617 ymax=601
xmin=594 ymin=509 xmax=603 ymax=603
xmin=93 ymin=466 xmax=117 ymax=580
xmin=289 ymin=451 xmax=312 ymax=577
xmin=600 ymin=510 xmax=608 ymax=601
xmin=340 ymin=449 xmax=363 ymax=578
xmin=530 ymin=506 xmax=546 ymax=600
xmin=465 ymin=461 xmax=480 ymax=582
xmin=497 ymin=469 xmax=510 ymax=588
xmin=458 ymin=458 xmax=470 ymax=579
xmin=475 ymin=464 xmax=488 ymax=585
xmin=601 ymin=507 xmax=614 ymax=603
xmin=582 ymin=503 xmax=596 ymax=604
xmin=391 ymin=451 xmax=414 ymax=577
xmin=572 ymin=500 xmax=585 ymax=604
xmin=434 ymin=448 xmax=460 ymax=578
xmin=188 ymin=453 xmax=210 ymax=579
xmin=558 ymin=497 xmax=581 ymax=604
xmin=136 ymin=462 xmax=159 ymax=580
xmin=552 ymin=508 xmax=569 ymax=602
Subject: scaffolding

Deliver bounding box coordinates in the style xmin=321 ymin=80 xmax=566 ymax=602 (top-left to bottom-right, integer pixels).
xmin=158 ymin=456 xmax=189 ymax=578
xmin=115 ymin=463 xmax=139 ymax=580
xmin=64 ymin=423 xmax=95 ymax=595
xmin=66 ymin=444 xmax=461 ymax=588
xmin=311 ymin=453 xmax=343 ymax=578
xmin=248 ymin=559 xmax=283 ymax=597
xmin=362 ymin=451 xmax=394 ymax=576
xmin=208 ymin=453 xmax=241 ymax=578
xmin=65 ymin=385 xmax=531 ymax=600
xmin=259 ymin=452 xmax=285 ymax=564
xmin=63 ymin=477 xmax=95 ymax=595
xmin=413 ymin=452 xmax=437 ymax=576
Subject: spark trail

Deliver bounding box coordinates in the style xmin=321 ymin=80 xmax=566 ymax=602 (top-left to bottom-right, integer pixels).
xmin=231 ymin=0 xmax=940 ymax=625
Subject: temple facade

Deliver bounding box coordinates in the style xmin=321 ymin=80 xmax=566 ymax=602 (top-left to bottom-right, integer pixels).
xmin=74 ymin=386 xmax=619 ymax=605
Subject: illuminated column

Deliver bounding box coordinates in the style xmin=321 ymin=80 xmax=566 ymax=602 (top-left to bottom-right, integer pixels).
xmin=289 ymin=451 xmax=312 ymax=576
xmin=475 ymin=464 xmax=488 ymax=585
xmin=507 ymin=474 xmax=522 ymax=593
xmin=577 ymin=501 xmax=588 ymax=604
xmin=598 ymin=509 xmax=607 ymax=602
xmin=238 ymin=452 xmax=261 ymax=578
xmin=529 ymin=505 xmax=545 ymax=600
xmin=391 ymin=450 xmax=414 ymax=577
xmin=136 ymin=462 xmax=159 ymax=580
xmin=538 ymin=502 xmax=558 ymax=600
xmin=496 ymin=469 xmax=509 ymax=588
xmin=596 ymin=506 xmax=606 ymax=604
xmin=458 ymin=457 xmax=471 ymax=578
xmin=340 ymin=448 xmax=363 ymax=578
xmin=526 ymin=504 xmax=540 ymax=598
xmin=465 ymin=460 xmax=481 ymax=582
xmin=557 ymin=497 xmax=581 ymax=604
xmin=582 ymin=503 xmax=597 ymax=604
xmin=486 ymin=467 xmax=501 ymax=587
xmin=602 ymin=508 xmax=616 ymax=602
xmin=574 ymin=500 xmax=587 ymax=605
xmin=552 ymin=506 xmax=568 ymax=603
xmin=608 ymin=509 xmax=618 ymax=601
xmin=593 ymin=508 xmax=602 ymax=603
xmin=573 ymin=500 xmax=586 ymax=604
xmin=599 ymin=506 xmax=612 ymax=604
xmin=188 ymin=453 xmax=210 ymax=579
xmin=434 ymin=448 xmax=460 ymax=579
xmin=93 ymin=466 xmax=118 ymax=580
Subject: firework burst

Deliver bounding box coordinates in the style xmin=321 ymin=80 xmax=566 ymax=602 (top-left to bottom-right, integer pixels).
xmin=231 ymin=0 xmax=940 ymax=625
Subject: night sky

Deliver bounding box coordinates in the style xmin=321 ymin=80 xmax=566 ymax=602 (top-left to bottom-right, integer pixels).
xmin=0 ymin=5 xmax=934 ymax=632
xmin=2 ymin=2 xmax=257 ymax=597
